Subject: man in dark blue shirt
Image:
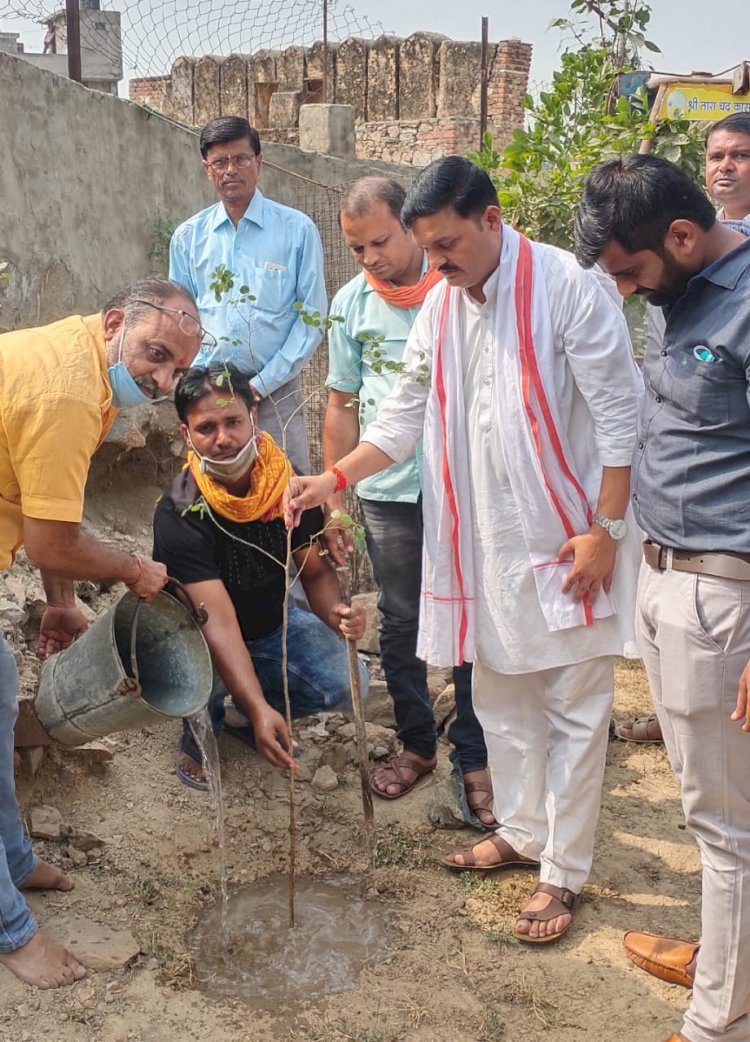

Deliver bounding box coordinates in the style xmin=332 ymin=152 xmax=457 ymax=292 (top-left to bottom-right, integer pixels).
xmin=576 ymin=154 xmax=750 ymax=1042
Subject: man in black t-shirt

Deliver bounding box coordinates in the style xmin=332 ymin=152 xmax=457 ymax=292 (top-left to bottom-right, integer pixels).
xmin=153 ymin=363 xmax=368 ymax=789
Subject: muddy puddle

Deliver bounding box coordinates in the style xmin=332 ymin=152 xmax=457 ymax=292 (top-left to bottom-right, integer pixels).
xmin=187 ymin=873 xmax=393 ymax=1005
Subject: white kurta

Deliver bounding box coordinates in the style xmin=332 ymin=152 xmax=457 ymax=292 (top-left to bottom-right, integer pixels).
xmin=364 ymin=240 xmax=643 ymax=675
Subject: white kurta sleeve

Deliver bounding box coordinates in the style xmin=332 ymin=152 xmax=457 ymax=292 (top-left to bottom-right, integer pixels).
xmin=547 ymin=254 xmax=642 ymax=467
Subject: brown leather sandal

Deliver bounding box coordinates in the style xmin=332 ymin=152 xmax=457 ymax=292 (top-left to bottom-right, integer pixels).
xmin=514 ymin=882 xmax=581 ymax=944
xmin=463 ymin=776 xmax=499 ymax=829
xmin=370 ymin=752 xmax=437 ymax=800
xmin=441 ymin=832 xmax=540 ymax=873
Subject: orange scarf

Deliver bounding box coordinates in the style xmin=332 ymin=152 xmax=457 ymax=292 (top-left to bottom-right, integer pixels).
xmin=188 ymin=432 xmax=292 ymax=524
xmin=363 ymin=267 xmax=442 ymax=309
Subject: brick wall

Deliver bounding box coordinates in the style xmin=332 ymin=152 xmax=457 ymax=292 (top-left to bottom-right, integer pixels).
xmin=129 ymin=75 xmax=170 ymax=111
xmin=128 ymin=33 xmax=532 ymax=166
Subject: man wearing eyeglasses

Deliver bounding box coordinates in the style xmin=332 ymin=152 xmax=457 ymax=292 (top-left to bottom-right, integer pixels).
xmin=169 ymin=115 xmax=327 ymax=474
xmin=0 ymin=277 xmax=203 ymax=992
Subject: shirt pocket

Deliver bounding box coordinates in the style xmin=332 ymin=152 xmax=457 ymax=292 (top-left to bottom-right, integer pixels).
xmin=669 ymin=352 xmax=731 ymax=427
xmin=241 ymin=263 xmax=295 ymax=316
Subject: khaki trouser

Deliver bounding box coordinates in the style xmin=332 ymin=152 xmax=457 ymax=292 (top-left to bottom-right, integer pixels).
xmin=637 ymin=560 xmax=750 ymax=1042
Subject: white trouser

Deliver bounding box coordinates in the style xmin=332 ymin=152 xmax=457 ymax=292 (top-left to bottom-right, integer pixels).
xmin=472 ymin=654 xmax=614 ymax=894
xmin=637 ymin=561 xmax=750 ymax=1042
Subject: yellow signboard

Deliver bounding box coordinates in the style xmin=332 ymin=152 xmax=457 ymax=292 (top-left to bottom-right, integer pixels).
xmin=658 ymin=81 xmax=750 ymax=121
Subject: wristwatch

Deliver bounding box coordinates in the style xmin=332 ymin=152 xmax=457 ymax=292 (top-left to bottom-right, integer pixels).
xmin=593 ymin=513 xmax=627 ymax=541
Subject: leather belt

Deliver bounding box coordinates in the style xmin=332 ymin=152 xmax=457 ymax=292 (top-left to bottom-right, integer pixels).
xmin=643 ymin=540 xmax=750 ymax=582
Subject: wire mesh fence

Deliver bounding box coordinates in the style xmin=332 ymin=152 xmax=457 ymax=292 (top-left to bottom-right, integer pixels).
xmin=0 ymin=0 xmax=385 ymax=80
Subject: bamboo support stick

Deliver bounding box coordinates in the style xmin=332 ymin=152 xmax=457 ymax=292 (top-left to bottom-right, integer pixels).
xmin=336 ymin=566 xmax=375 ymax=864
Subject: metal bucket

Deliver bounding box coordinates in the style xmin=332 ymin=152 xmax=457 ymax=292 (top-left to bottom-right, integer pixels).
xmin=35 ymin=584 xmax=212 ymax=746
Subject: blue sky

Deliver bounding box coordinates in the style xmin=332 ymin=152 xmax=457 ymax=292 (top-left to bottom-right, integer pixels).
xmin=1 ymin=0 xmax=748 ymax=92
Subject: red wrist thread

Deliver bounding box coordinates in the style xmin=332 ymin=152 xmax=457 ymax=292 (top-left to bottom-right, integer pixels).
xmin=125 ymin=552 xmax=144 ymax=588
xmin=328 ymin=465 xmax=348 ymax=493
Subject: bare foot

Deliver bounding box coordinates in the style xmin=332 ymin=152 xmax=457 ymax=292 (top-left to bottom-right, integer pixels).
xmin=371 ymin=751 xmax=436 ymax=798
xmin=0 ymin=930 xmax=86 ymax=989
xmin=20 ymin=860 xmax=74 ymax=892
xmin=462 ymin=767 xmax=499 ymax=828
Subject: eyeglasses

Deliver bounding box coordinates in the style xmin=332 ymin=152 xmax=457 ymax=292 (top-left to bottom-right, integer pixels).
xmin=133 ymin=299 xmax=217 ymax=350
xmin=205 ymin=152 xmax=257 ymax=173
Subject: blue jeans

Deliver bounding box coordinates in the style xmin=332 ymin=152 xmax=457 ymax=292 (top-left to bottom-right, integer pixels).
xmin=0 ymin=637 xmax=38 ymax=953
xmin=184 ymin=607 xmax=370 ymax=739
xmin=359 ymin=497 xmax=487 ymax=773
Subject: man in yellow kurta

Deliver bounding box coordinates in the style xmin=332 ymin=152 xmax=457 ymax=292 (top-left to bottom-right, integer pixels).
xmin=0 ymin=277 xmax=204 ymax=991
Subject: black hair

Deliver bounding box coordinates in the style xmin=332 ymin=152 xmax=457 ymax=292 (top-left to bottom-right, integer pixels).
xmin=101 ymin=277 xmax=196 ymax=323
xmin=707 ymin=113 xmax=750 ymax=141
xmin=199 ymin=117 xmax=261 ymax=159
xmin=401 ymin=156 xmax=499 ymax=228
xmin=174 ymin=363 xmax=258 ymax=424
xmin=574 ymin=154 xmax=717 ymax=268
xmin=339 ymin=176 xmax=407 ymax=225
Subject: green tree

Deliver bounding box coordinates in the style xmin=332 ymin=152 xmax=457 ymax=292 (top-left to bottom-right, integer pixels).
xmin=470 ymin=0 xmax=705 ymax=250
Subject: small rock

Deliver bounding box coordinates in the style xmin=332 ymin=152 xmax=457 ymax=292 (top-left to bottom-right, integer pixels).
xmin=337 ymin=722 xmax=397 ymax=753
xmin=363 ymin=680 xmax=395 ymax=728
xmin=0 ymin=596 xmax=27 ymax=629
xmin=47 ymin=915 xmax=140 ymax=972
xmin=343 ymin=740 xmax=358 ymax=764
xmin=432 ymin=684 xmax=457 ymax=729
xmin=3 ymin=576 xmax=28 ymax=607
xmin=294 ymin=762 xmax=312 ymax=782
xmin=29 ymin=805 xmax=63 ymax=841
xmin=62 ymin=825 xmax=104 ymax=852
xmin=319 ymin=743 xmax=348 ymax=774
xmin=372 ymin=745 xmax=390 ymax=760
xmin=69 ymin=848 xmax=88 ymax=868
xmin=427 ymin=773 xmax=467 ymax=830
xmin=311 ymin=765 xmax=339 ymax=792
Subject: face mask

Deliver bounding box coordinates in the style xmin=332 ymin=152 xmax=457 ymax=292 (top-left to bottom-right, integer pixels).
xmin=108 ymin=324 xmax=169 ymax=409
xmin=188 ymin=425 xmax=259 ymax=481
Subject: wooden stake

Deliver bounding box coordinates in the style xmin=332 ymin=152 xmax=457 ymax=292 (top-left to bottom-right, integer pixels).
xmin=336 ymin=566 xmax=376 ymax=864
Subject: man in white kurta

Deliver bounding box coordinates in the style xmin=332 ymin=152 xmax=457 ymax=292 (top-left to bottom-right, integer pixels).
xmin=286 ymin=156 xmax=642 ymax=943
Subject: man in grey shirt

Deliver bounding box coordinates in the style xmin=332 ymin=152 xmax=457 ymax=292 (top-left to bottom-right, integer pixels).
xmin=576 ymin=155 xmax=750 ymax=1042
xmin=616 ymin=112 xmax=750 ymax=744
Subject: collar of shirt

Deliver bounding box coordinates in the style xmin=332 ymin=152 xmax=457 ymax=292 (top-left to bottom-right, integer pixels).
xmin=210 ymin=188 xmax=265 ymax=232
xmin=460 ymin=264 xmax=500 ymax=310
xmin=695 ymin=229 xmax=750 ymax=287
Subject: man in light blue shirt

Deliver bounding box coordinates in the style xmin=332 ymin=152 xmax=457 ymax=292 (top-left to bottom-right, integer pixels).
xmin=324 ymin=177 xmax=493 ymax=827
xmin=169 ymin=116 xmax=326 ymax=472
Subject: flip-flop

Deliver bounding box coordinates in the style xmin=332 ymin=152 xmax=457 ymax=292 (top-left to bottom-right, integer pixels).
xmin=612 ymin=714 xmax=663 ymax=744
xmin=175 ymin=733 xmax=209 ymax=791
xmin=514 ymin=882 xmax=581 ymax=945
xmin=370 ymin=752 xmax=437 ymax=800
xmin=441 ymin=832 xmax=540 ymax=873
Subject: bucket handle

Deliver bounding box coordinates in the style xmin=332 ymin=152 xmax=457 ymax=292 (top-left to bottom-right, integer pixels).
xmin=126 ymin=579 xmax=209 ymax=693
xmin=165 ymin=578 xmax=209 ymax=627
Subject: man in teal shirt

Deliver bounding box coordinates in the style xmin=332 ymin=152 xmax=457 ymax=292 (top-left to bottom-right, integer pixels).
xmin=323 ymin=177 xmax=494 ymax=825
xmin=169 ymin=116 xmax=326 ymax=472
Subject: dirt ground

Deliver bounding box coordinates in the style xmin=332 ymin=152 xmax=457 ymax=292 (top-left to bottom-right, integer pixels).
xmin=1 ymin=444 xmax=701 ymax=1042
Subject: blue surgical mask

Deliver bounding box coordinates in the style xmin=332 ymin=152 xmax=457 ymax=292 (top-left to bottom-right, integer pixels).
xmin=108 ymin=325 xmax=168 ymax=409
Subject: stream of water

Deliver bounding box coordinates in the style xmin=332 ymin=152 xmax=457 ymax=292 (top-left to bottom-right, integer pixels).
xmin=189 ymin=708 xmax=229 ymax=940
